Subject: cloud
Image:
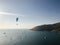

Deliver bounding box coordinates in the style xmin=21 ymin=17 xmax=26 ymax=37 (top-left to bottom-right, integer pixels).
xmin=0 ymin=12 xmax=24 ymax=17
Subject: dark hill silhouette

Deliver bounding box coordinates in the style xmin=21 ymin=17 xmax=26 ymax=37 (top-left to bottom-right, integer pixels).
xmin=31 ymin=22 xmax=60 ymax=32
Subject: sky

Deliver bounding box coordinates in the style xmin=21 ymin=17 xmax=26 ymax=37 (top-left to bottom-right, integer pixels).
xmin=0 ymin=0 xmax=60 ymax=29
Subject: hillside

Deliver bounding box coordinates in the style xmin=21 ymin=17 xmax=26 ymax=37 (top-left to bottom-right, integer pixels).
xmin=31 ymin=22 xmax=60 ymax=32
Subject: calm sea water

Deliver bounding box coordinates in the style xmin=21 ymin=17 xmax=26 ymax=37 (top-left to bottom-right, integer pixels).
xmin=0 ymin=29 xmax=60 ymax=45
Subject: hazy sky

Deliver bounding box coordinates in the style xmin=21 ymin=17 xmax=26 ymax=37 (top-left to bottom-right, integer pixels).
xmin=0 ymin=0 xmax=60 ymax=29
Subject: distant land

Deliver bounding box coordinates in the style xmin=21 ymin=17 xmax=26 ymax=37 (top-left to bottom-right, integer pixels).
xmin=31 ymin=22 xmax=60 ymax=32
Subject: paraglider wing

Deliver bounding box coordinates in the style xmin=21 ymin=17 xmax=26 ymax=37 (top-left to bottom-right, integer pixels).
xmin=16 ymin=17 xmax=19 ymax=22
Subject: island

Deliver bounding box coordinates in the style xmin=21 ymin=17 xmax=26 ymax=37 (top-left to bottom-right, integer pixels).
xmin=31 ymin=22 xmax=60 ymax=32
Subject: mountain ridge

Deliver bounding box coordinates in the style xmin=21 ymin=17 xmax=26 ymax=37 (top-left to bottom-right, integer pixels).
xmin=31 ymin=22 xmax=60 ymax=32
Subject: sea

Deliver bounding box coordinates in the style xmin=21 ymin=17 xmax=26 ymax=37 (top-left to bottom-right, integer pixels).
xmin=0 ymin=29 xmax=60 ymax=45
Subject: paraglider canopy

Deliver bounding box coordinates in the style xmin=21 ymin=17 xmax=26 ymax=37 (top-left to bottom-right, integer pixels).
xmin=16 ymin=17 xmax=19 ymax=26
xmin=16 ymin=17 xmax=19 ymax=22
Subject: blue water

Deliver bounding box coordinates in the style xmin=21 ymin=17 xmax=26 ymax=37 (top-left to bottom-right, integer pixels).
xmin=0 ymin=29 xmax=60 ymax=45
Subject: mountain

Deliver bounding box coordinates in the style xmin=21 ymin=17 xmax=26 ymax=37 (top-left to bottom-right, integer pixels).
xmin=31 ymin=22 xmax=60 ymax=32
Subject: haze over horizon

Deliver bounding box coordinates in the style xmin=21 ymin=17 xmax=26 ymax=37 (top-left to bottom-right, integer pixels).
xmin=0 ymin=0 xmax=60 ymax=29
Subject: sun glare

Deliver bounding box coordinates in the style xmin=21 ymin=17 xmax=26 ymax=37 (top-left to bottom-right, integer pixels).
xmin=0 ymin=12 xmax=12 ymax=16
